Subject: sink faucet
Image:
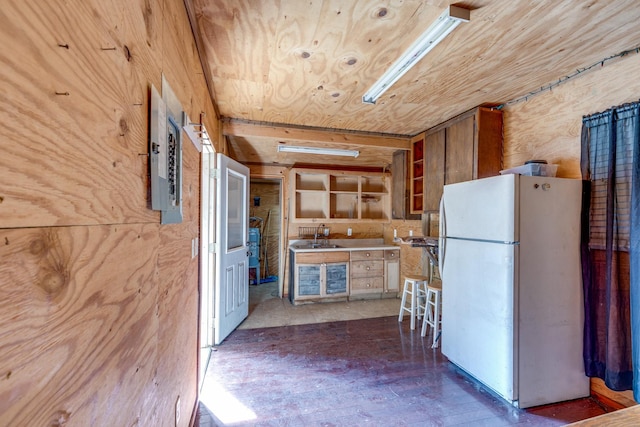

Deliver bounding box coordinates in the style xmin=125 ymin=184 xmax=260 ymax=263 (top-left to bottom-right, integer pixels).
xmin=314 ymin=223 xmax=325 ymax=246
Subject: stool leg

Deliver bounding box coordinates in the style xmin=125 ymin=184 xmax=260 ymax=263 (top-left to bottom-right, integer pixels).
xmin=420 ymin=288 xmax=433 ymax=337
xmin=416 ymin=282 xmax=424 ymax=320
xmin=410 ymin=282 xmax=416 ymax=330
xmin=398 ymin=280 xmax=408 ymax=322
xmin=432 ymin=291 xmax=441 ymax=348
xmin=420 ymin=303 xmax=428 ymax=337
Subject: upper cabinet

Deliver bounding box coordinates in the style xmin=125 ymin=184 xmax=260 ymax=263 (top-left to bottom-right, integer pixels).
xmin=419 ymin=107 xmax=503 ymax=213
xmin=292 ymin=168 xmax=390 ymax=222
xmin=392 ymin=150 xmax=421 ymax=219
xmin=409 ymin=134 xmax=425 ymax=214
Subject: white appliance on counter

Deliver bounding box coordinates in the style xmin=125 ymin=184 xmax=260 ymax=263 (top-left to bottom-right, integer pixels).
xmin=438 ymin=174 xmax=589 ymax=408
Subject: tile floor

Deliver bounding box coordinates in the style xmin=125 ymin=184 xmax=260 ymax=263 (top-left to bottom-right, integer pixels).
xmin=197 ymin=283 xmax=610 ymax=426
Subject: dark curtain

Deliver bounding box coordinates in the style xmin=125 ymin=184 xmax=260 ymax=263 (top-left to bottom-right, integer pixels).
xmin=581 ymin=101 xmax=640 ymax=400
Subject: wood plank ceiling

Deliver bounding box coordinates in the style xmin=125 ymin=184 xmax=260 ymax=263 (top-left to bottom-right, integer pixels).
xmin=186 ymin=0 xmax=640 ymax=168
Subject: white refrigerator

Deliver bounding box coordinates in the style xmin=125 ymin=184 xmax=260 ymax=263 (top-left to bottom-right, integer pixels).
xmin=439 ymin=174 xmax=589 ymax=408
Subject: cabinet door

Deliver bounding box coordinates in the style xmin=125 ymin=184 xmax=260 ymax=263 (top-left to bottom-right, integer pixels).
xmin=445 ymin=115 xmax=475 ymax=185
xmin=424 ymin=129 xmax=446 ymax=212
xmin=384 ymin=250 xmax=400 ymax=294
xmin=325 ymin=262 xmax=348 ymax=295
xmin=296 ymin=264 xmax=321 ymax=297
xmin=391 ymin=150 xmax=406 ymax=219
xmin=475 ymin=107 xmax=504 ymax=179
xmin=384 ymin=259 xmax=400 ymax=294
xmin=392 ymin=151 xmax=421 ymax=220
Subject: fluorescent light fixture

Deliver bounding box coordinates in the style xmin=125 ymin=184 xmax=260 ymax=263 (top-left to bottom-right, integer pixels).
xmin=277 ymin=145 xmax=360 ymax=158
xmin=362 ymin=5 xmax=470 ymax=105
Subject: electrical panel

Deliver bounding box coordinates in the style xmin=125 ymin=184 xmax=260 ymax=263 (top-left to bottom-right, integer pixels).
xmin=149 ymin=76 xmax=184 ymax=224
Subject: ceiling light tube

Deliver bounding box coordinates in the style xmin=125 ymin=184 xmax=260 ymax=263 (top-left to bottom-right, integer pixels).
xmin=277 ymin=145 xmax=360 ymax=158
xmin=362 ymin=5 xmax=470 ymax=105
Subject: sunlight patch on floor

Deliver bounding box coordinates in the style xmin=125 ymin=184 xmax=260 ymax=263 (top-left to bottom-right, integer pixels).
xmin=200 ymin=382 xmax=257 ymax=425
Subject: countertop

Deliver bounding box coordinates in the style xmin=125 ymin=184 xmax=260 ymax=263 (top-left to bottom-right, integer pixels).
xmin=288 ymin=238 xmax=400 ymax=253
xmin=394 ymin=235 xmax=439 ymax=247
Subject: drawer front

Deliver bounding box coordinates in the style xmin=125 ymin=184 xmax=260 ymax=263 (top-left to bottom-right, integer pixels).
xmin=296 ymin=251 xmax=350 ymax=264
xmin=350 ymin=260 xmax=383 ymax=278
xmin=384 ymin=249 xmax=400 ymax=260
xmin=350 ymin=250 xmax=384 ymax=261
xmin=350 ymin=277 xmax=384 ymax=291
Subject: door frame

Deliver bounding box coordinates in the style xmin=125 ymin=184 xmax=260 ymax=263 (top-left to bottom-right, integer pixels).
xmin=247 ymin=165 xmax=287 ymax=298
xmin=199 ymin=144 xmax=215 ymax=390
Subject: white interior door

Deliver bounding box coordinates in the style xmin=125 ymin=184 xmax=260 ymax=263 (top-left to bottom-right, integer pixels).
xmin=214 ymin=153 xmax=249 ymax=345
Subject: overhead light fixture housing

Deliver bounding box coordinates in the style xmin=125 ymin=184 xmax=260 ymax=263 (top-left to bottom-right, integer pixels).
xmin=277 ymin=145 xmax=360 ymax=158
xmin=362 ymin=5 xmax=470 ymax=105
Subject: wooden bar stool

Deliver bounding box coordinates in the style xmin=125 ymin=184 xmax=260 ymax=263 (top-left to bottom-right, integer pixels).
xmin=398 ymin=275 xmax=429 ymax=330
xmin=421 ymin=280 xmax=442 ymax=348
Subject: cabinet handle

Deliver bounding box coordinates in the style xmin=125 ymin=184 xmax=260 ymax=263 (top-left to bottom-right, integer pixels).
xmin=366 ymin=266 xmax=370 ymax=271
xmin=366 ymin=253 xmax=370 ymax=257
xmin=367 ymin=283 xmax=370 ymax=287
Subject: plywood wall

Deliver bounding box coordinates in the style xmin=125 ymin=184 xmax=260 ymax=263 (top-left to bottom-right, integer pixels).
xmin=503 ymin=52 xmax=640 ymax=177
xmin=503 ymin=49 xmax=640 ymax=407
xmin=0 ymin=0 xmax=218 ymax=425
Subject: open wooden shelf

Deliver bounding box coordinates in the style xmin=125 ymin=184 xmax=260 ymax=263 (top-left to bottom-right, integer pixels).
xmin=292 ymin=168 xmax=390 ymax=222
xmin=410 ymin=135 xmax=425 ymax=214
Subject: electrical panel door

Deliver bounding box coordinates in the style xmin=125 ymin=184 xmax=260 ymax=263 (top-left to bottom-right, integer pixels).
xmin=149 ymin=76 xmax=183 ymax=224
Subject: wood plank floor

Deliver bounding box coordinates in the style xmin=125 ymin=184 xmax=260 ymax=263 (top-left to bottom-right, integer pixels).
xmin=198 ymin=316 xmax=610 ymax=426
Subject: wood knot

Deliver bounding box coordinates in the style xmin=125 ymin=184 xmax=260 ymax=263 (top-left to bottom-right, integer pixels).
xmin=124 ymin=45 xmax=131 ymax=62
xmin=52 ymin=410 xmax=71 ymax=426
xmin=119 ymin=118 xmax=129 ymax=135
xmin=377 ymin=8 xmax=388 ymax=18
xmin=29 ymin=239 xmax=46 ymax=255
xmin=38 ymin=271 xmax=68 ymax=297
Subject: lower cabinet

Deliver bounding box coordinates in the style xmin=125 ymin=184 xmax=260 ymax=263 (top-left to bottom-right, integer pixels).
xmin=350 ymin=250 xmax=384 ymax=296
xmin=290 ymin=248 xmax=400 ymax=304
xmin=350 ymin=248 xmax=401 ymax=298
xmin=384 ymin=249 xmax=400 ymax=295
xmin=293 ymin=251 xmax=350 ymax=302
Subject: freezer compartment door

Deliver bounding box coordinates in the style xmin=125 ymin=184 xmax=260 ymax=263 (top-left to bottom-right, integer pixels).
xmin=441 ymin=238 xmax=517 ymax=403
xmin=442 ymin=174 xmax=518 ymax=242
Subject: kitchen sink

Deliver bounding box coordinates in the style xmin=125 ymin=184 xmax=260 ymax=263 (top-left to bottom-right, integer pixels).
xmin=292 ymin=243 xmax=342 ymax=249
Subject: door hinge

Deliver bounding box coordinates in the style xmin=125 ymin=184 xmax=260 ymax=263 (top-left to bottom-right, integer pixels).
xmin=210 ymin=168 xmax=219 ymax=179
xmin=209 ymin=243 xmax=216 ymax=253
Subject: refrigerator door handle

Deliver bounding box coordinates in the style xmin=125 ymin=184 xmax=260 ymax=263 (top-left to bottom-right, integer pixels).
xmin=439 ymin=196 xmax=446 ymax=275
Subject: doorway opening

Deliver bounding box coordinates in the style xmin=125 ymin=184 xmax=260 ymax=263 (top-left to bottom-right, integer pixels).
xmin=248 ymin=177 xmax=283 ymax=316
